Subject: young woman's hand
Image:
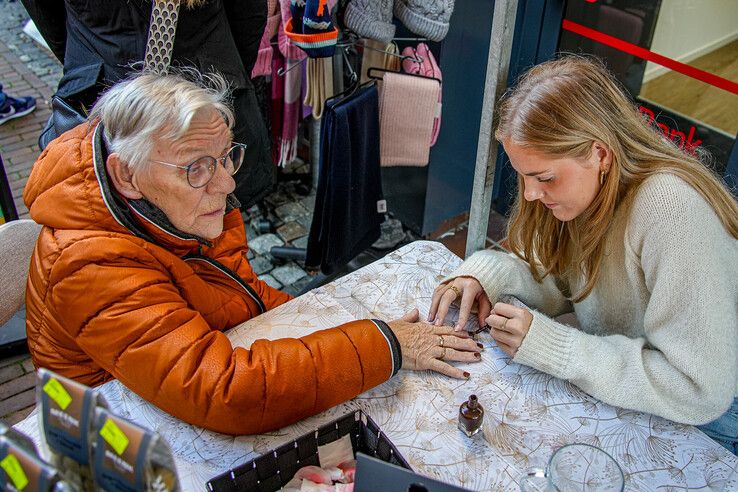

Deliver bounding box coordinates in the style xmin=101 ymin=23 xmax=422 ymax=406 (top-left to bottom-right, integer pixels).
xmin=428 ymin=277 xmax=492 ymax=332
xmin=485 ymin=302 xmax=533 ymax=357
xmin=388 ymin=309 xmax=483 ymax=379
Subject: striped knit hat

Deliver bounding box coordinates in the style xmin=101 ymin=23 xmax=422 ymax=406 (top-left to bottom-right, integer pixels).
xmin=284 ymin=0 xmax=338 ymax=58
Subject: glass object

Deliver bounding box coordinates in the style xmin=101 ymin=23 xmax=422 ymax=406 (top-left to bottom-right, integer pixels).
xmin=150 ymin=143 xmax=247 ymax=188
xmin=519 ymin=444 xmax=624 ymax=492
xmin=458 ymin=394 xmax=484 ymax=437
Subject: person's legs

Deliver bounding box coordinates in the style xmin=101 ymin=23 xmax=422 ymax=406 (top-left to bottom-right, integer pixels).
xmin=697 ymin=397 xmax=738 ymax=455
xmin=0 ymin=84 xmax=37 ymax=126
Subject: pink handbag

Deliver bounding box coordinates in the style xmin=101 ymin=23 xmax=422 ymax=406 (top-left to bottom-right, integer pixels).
xmin=401 ymin=43 xmax=442 ymax=146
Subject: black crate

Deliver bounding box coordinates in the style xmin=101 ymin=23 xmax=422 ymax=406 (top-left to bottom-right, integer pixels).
xmin=207 ymin=410 xmax=411 ymax=491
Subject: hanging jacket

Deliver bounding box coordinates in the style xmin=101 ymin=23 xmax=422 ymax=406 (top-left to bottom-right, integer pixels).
xmin=21 ymin=0 xmax=275 ymax=209
xmin=22 ymin=122 xmax=402 ymax=435
xmin=23 ymin=0 xmax=265 ymax=106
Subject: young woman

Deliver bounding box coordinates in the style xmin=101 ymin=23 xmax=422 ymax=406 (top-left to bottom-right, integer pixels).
xmin=429 ymin=56 xmax=738 ymax=453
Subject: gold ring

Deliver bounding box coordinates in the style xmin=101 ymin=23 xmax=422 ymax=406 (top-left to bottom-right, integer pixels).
xmin=438 ymin=335 xmax=444 ymax=348
xmin=447 ymin=285 xmax=461 ymax=298
xmin=500 ymin=318 xmax=509 ymax=331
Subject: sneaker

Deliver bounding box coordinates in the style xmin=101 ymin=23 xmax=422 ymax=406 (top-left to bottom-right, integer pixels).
xmin=0 ymin=89 xmax=37 ymax=126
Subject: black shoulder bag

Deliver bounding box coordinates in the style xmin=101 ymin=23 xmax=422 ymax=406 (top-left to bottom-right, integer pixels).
xmin=38 ymin=0 xmax=181 ymax=150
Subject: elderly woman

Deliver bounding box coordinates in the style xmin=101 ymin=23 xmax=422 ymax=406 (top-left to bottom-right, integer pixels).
xmin=23 ymin=72 xmax=481 ymax=435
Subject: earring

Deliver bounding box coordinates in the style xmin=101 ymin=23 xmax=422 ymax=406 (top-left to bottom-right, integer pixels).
xmin=600 ymin=170 xmax=606 ymax=186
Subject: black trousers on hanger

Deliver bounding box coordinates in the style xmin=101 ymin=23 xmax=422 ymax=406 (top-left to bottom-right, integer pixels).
xmin=306 ymin=84 xmax=383 ymax=275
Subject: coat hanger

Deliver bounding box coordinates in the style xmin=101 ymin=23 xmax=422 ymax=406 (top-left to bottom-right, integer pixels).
xmin=338 ymin=30 xmax=425 ymax=64
xmin=341 ymin=47 xmax=358 ymax=86
xmin=359 ymin=40 xmax=424 ymax=64
xmin=277 ymin=57 xmax=308 ymax=77
xmin=323 ymin=78 xmax=375 ymax=108
xmin=320 ymin=43 xmax=371 ymax=108
xmin=366 ymin=66 xmax=441 ymax=85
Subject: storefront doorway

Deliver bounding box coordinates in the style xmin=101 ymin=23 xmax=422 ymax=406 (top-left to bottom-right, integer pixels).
xmin=560 ymin=0 xmax=737 ymax=174
xmin=493 ymin=0 xmax=738 ymax=216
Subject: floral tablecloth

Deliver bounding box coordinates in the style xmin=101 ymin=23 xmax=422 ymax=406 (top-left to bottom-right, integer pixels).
xmin=16 ymin=241 xmax=738 ymax=491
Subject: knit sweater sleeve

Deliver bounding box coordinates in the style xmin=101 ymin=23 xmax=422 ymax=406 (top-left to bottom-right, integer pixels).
xmin=445 ymin=250 xmax=572 ymax=317
xmin=513 ymin=174 xmax=738 ymax=425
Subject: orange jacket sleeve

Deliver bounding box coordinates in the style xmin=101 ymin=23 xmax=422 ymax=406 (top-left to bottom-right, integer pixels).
xmin=48 ymin=243 xmax=401 ymax=435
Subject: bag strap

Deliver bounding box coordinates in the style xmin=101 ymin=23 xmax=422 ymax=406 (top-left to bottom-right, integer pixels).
xmin=144 ymin=0 xmax=181 ymax=74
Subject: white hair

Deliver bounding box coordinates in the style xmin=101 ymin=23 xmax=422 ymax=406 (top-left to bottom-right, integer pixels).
xmin=89 ymin=69 xmax=234 ymax=169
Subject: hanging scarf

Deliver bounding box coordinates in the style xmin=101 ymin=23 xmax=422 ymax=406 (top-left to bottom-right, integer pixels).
xmin=271 ymin=47 xmax=286 ymax=165
xmin=252 ymin=0 xmax=281 ymax=78
xmin=276 ymin=0 xmax=308 ymax=167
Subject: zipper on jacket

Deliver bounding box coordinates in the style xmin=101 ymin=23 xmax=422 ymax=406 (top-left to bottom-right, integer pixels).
xmin=183 ymin=254 xmax=266 ymax=314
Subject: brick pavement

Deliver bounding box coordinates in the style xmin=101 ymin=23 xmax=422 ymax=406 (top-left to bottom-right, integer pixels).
xmin=0 ymin=354 xmax=36 ymax=425
xmin=0 ymin=0 xmax=62 ymax=219
xmin=1 ymin=0 xmax=61 ymax=426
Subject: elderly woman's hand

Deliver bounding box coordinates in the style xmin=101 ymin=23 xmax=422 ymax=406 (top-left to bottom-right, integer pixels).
xmin=428 ymin=277 xmax=492 ymax=332
xmin=486 ymin=302 xmax=533 ymax=357
xmin=388 ymin=309 xmax=483 ymax=379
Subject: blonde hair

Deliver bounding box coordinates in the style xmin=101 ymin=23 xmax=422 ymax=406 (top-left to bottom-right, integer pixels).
xmin=89 ymin=69 xmax=233 ymax=170
xmin=496 ymin=55 xmax=738 ymax=302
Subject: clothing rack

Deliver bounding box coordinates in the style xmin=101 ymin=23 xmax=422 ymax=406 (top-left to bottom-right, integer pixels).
xmin=275 ymin=27 xmax=429 ymax=77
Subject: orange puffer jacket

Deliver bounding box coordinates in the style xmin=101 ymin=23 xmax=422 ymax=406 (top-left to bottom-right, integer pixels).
xmin=23 ymin=123 xmax=401 ymax=435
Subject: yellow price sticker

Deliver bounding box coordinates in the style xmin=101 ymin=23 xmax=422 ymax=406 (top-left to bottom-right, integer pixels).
xmin=100 ymin=418 xmax=129 ymax=456
xmin=1 ymin=454 xmax=29 ymax=491
xmin=42 ymin=378 xmax=72 ymax=411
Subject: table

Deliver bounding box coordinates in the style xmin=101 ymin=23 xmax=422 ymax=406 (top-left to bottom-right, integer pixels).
xmin=16 ymin=241 xmax=738 ymax=491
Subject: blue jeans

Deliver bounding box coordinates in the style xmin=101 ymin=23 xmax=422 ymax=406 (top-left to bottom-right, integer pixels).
xmin=697 ymin=397 xmax=738 ymax=455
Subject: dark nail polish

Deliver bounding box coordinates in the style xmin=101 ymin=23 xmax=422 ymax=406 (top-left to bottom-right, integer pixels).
xmin=474 ymin=352 xmax=481 ymax=359
xmin=463 ymin=371 xmax=470 ymax=378
xmin=458 ymin=394 xmax=484 ymax=437
xmin=476 ymin=343 xmax=484 ymax=349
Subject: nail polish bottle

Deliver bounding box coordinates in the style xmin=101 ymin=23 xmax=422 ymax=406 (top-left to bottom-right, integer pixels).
xmin=458 ymin=395 xmax=484 ymax=437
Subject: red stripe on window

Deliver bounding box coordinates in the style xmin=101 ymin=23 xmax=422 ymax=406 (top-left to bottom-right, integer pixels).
xmin=562 ymin=19 xmax=738 ymax=96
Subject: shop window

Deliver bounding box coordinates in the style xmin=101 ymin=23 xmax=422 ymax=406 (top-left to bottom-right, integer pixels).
xmin=559 ymin=0 xmax=738 ymax=175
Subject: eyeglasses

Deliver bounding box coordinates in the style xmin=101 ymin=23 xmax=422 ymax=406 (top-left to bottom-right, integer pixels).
xmin=149 ymin=143 xmax=246 ymax=188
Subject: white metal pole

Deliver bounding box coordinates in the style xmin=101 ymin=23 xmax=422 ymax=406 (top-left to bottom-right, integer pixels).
xmin=465 ymin=0 xmax=519 ymax=258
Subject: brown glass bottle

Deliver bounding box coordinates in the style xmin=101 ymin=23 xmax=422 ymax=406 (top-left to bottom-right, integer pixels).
xmin=458 ymin=395 xmax=484 ymax=437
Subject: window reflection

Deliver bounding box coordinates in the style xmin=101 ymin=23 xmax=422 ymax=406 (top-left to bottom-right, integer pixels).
xmin=559 ymin=0 xmax=738 ymax=173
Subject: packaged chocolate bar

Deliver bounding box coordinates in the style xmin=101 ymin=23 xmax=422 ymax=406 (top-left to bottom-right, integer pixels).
xmin=36 ymin=368 xmax=108 ymax=491
xmin=0 ymin=421 xmax=37 ymax=455
xmin=0 ymin=436 xmax=74 ymax=491
xmin=90 ymin=408 xmax=179 ymax=492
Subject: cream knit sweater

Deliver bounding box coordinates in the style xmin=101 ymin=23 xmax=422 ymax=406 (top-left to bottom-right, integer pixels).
xmin=448 ymin=174 xmax=738 ymax=425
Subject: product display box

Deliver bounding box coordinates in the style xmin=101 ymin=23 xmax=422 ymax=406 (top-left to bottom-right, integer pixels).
xmin=206 ymin=410 xmax=411 ymax=491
